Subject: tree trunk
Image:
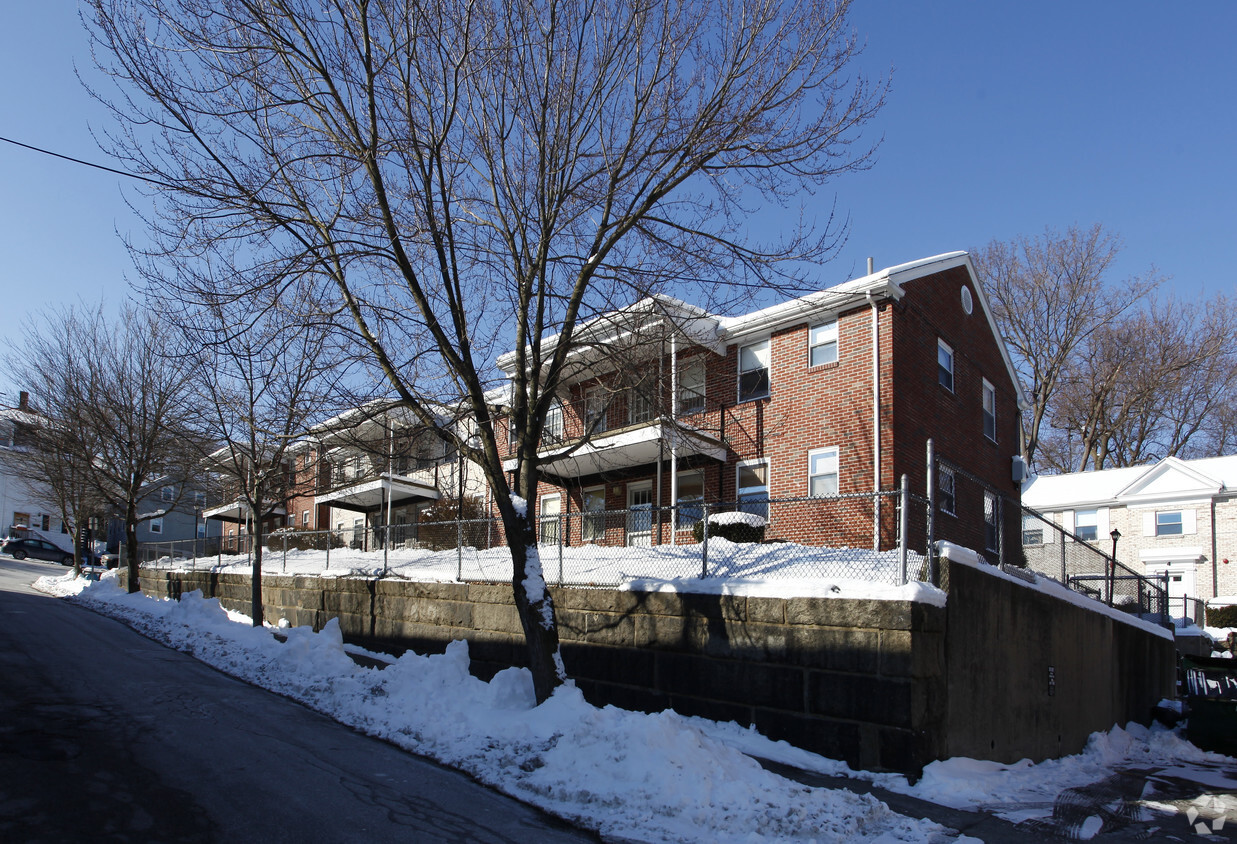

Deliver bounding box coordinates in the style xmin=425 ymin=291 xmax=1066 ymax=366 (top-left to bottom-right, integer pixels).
xmin=251 ymin=512 xmax=264 ymax=628
xmin=125 ymin=502 xmax=140 ymax=594
xmin=506 ymin=513 xmax=564 ymax=704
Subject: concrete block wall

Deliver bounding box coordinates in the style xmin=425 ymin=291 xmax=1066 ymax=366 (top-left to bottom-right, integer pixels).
xmin=135 ymin=554 xmax=1175 ymax=777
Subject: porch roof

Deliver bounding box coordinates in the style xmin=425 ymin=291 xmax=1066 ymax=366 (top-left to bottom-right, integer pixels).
xmin=316 ymin=473 xmax=440 ymax=514
xmin=202 ymin=499 xmax=286 ymax=524
xmin=503 ymin=420 xmax=726 ymax=479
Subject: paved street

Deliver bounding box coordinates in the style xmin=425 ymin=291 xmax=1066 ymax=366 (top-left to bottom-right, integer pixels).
xmin=0 ymin=558 xmax=594 ymax=843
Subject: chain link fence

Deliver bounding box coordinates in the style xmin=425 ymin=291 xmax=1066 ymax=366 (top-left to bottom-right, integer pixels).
xmin=137 ymin=485 xmax=933 ymax=588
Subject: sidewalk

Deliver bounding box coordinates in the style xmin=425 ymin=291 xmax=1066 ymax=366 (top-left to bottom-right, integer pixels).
xmin=759 ymin=757 xmax=1237 ymax=842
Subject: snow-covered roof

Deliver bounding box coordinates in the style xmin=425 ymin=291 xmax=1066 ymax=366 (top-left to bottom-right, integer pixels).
xmin=1022 ymin=454 xmax=1237 ymax=511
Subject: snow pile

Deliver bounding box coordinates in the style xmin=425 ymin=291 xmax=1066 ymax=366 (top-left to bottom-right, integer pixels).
xmin=36 ymin=570 xmax=947 ymax=843
xmin=708 ymin=511 xmax=767 ymax=527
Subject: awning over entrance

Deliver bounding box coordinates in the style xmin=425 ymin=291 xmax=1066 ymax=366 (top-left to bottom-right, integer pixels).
xmin=202 ymin=499 xmax=286 ymax=524
xmin=316 ymin=473 xmax=440 ymax=514
xmin=503 ymin=421 xmax=727 ymax=479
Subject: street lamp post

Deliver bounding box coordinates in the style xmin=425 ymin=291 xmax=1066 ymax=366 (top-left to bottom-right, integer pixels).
xmin=1108 ymin=527 xmax=1121 ymax=604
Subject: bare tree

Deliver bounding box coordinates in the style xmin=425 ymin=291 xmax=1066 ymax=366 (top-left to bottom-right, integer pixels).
xmin=973 ymin=224 xmax=1160 ymax=471
xmin=86 ymin=0 xmax=885 ymax=701
xmin=189 ymin=287 xmax=348 ymax=626
xmin=1047 ymin=296 xmax=1237 ymax=470
xmin=5 ymin=303 xmax=206 ymax=589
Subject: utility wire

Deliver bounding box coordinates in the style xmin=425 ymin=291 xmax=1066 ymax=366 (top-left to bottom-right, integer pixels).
xmin=0 ymin=134 xmax=168 ymax=187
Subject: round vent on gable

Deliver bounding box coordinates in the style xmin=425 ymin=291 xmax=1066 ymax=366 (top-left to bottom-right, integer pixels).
xmin=961 ymin=286 xmax=974 ymax=315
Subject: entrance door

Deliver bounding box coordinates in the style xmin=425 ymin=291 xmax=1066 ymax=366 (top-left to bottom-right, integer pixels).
xmin=627 ymin=483 xmax=653 ymax=547
xmin=1149 ymin=562 xmax=1197 ymax=623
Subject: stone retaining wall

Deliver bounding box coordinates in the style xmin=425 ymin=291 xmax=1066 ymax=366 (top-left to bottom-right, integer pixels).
xmin=134 ymin=555 xmax=1175 ymax=776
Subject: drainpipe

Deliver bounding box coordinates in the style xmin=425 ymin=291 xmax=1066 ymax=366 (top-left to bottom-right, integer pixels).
xmin=1213 ymin=497 xmax=1219 ymax=598
xmin=669 ymin=334 xmax=679 ymax=542
xmin=868 ymin=289 xmax=881 ymax=551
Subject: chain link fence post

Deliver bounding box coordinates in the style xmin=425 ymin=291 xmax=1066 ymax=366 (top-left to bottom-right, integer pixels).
xmin=700 ymin=501 xmax=710 ymax=578
xmin=899 ymin=474 xmax=909 ymax=585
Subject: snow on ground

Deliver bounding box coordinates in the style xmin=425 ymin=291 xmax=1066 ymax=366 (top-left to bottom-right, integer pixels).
xmin=35 ymin=569 xmax=1237 ymax=842
xmin=148 ymin=538 xmax=944 ymax=604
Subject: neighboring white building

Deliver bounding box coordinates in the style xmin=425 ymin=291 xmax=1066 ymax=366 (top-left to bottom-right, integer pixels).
xmin=0 ymin=392 xmax=72 ymax=551
xmin=1022 ymin=455 xmax=1237 ymax=605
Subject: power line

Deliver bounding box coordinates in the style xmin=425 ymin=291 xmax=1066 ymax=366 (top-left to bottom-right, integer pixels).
xmin=0 ymin=134 xmax=167 ymax=187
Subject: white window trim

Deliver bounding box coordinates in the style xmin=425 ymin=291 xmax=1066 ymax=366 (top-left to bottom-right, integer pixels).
xmin=675 ymin=472 xmax=704 ymax=530
xmin=149 ymin=517 xmax=164 ymax=535
xmin=737 ymin=458 xmax=770 ymax=516
xmin=582 ymin=486 xmax=606 ymax=542
xmin=937 ymin=339 xmax=954 ymax=392
xmin=808 ymin=319 xmax=839 ymax=367
xmin=678 ymin=358 xmax=706 ymax=414
xmin=982 ymin=378 xmax=996 ymax=442
xmin=807 ymin=446 xmax=839 ymax=497
xmin=737 ymin=339 xmax=771 ymax=402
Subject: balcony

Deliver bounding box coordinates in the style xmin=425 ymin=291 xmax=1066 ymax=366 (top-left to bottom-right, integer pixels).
xmin=503 ymin=385 xmax=728 ymax=479
xmin=202 ymin=498 xmax=286 ymax=524
xmin=316 ymin=471 xmax=441 ymax=514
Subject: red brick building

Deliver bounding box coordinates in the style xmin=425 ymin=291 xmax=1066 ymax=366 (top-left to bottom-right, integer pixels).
xmin=496 ymin=252 xmax=1028 ymax=555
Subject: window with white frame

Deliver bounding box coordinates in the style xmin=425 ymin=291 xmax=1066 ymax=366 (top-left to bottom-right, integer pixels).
xmin=162 ymin=485 xmax=175 ymax=502
xmin=288 ymin=513 xmax=297 ymax=527
xmin=539 ymin=493 xmax=562 ymax=545
xmin=543 ymin=402 xmax=564 ymax=444
xmin=737 ymin=460 xmax=769 ymax=519
xmin=1022 ymin=514 xmax=1044 ymax=545
xmin=197 ymin=521 xmax=207 ymax=539
xmin=983 ymin=491 xmax=998 ymax=553
xmin=676 ymin=472 xmax=704 ymax=530
xmin=807 ymin=447 xmax=839 ymax=497
xmin=938 ymin=465 xmax=956 ymax=515
xmin=1156 ymin=511 xmax=1183 ymax=536
xmin=582 ymin=487 xmax=606 ymax=542
xmin=629 ymin=377 xmax=656 ymax=426
xmin=149 ymin=517 xmax=163 ymax=535
xmin=302 ymin=509 xmax=310 ymax=526
xmin=585 ymin=387 xmax=608 ymax=434
xmin=982 ymin=379 xmax=996 ymax=441
xmin=809 ymin=319 xmax=839 ymax=367
xmin=738 ymin=340 xmax=770 ymax=402
xmin=938 ymin=339 xmax=954 ymax=392
xmin=194 ymin=491 xmax=206 ymax=509
xmin=1074 ymin=509 xmax=1098 ymax=541
xmin=678 ymin=358 xmax=705 ymax=414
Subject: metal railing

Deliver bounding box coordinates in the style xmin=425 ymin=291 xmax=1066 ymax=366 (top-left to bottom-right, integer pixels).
xmin=137 ymin=484 xmax=931 ymax=587
xmin=1019 ymin=505 xmax=1169 ymax=626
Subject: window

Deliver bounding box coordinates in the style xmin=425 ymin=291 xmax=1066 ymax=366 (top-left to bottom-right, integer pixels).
xmin=1022 ymin=515 xmax=1043 ymax=546
xmin=676 ymin=472 xmax=704 ymax=530
xmin=12 ymin=511 xmax=29 ymax=528
xmin=197 ymin=522 xmax=207 ymax=539
xmin=808 ymin=447 xmax=839 ymax=497
xmin=679 ymin=358 xmax=705 ymax=414
xmin=194 ymin=491 xmax=207 ymax=509
xmin=288 ymin=513 xmax=297 ymax=527
xmin=301 ymin=509 xmax=310 ymax=527
xmin=629 ymin=378 xmax=656 ymax=426
xmin=149 ymin=517 xmax=163 ymax=535
xmin=984 ymin=492 xmax=998 ymax=553
xmin=938 ymin=340 xmax=954 ymax=392
xmin=982 ymin=379 xmax=996 ymax=441
xmin=1075 ymin=509 xmax=1098 ymax=541
xmin=1156 ymin=511 xmax=1183 ymax=536
xmin=938 ymin=466 xmax=955 ymax=515
xmin=738 ymin=340 xmax=770 ymax=402
xmin=582 ymin=487 xmax=606 ymax=542
xmin=737 ymin=460 xmax=769 ymax=519
xmin=585 ymin=387 xmax=608 ymax=434
xmin=162 ymin=485 xmax=175 ymax=502
xmin=542 ymin=402 xmax=564 ymax=444
xmin=539 ymin=494 xmax=562 ymax=546
xmin=809 ymin=319 xmax=839 ymax=367
xmin=41 ymin=514 xmax=51 ymax=531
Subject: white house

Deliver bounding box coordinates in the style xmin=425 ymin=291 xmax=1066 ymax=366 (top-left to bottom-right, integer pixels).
xmin=1022 ymin=455 xmax=1237 ymax=606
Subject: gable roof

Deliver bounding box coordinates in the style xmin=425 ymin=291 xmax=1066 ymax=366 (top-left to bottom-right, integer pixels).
xmin=1023 ymin=454 xmax=1237 ymax=510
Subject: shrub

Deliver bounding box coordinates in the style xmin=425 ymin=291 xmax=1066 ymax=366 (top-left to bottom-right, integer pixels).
xmin=267 ymin=529 xmax=344 ymax=552
xmin=1207 ymin=603 xmax=1237 ymax=629
xmin=691 ymin=512 xmax=766 ymax=544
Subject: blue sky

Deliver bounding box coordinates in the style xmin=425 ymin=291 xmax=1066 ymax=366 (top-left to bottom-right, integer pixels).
xmin=1 ymin=2 xmax=1234 ymax=402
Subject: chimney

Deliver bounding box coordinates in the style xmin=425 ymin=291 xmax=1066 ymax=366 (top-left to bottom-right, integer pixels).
xmin=867 ymin=257 xmax=874 ymax=275
xmin=18 ymin=391 xmax=29 ymax=411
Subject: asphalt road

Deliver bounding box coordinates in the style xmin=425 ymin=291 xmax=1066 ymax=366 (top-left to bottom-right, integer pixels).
xmin=0 ymin=558 xmax=595 ymax=843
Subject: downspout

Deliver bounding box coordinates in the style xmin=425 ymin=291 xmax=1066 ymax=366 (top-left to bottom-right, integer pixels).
xmin=669 ymin=334 xmax=679 ymax=541
xmin=655 ymin=339 xmax=664 ymax=545
xmin=1213 ymin=496 xmax=1220 ymax=598
xmin=868 ymin=286 xmax=881 ymax=551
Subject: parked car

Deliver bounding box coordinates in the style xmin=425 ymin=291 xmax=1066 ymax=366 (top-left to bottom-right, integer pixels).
xmin=2 ymin=537 xmax=76 ymax=565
